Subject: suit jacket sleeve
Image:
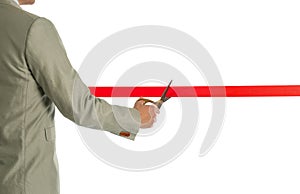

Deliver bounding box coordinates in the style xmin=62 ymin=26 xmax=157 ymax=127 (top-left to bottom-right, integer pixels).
xmin=25 ymin=17 xmax=141 ymax=140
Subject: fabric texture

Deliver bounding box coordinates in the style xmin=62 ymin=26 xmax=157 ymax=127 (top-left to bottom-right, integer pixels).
xmin=0 ymin=0 xmax=141 ymax=193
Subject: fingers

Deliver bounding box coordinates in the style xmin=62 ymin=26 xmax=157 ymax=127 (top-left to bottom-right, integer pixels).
xmin=154 ymin=106 xmax=160 ymax=114
xmin=147 ymin=105 xmax=159 ymax=126
xmin=134 ymin=98 xmax=161 ymax=129
xmin=146 ymin=105 xmax=158 ymax=117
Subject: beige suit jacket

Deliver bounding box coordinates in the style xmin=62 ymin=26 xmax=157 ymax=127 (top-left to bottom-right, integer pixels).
xmin=0 ymin=0 xmax=140 ymax=193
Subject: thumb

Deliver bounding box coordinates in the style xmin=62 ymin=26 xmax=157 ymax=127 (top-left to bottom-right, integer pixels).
xmin=134 ymin=97 xmax=145 ymax=108
xmin=136 ymin=97 xmax=146 ymax=104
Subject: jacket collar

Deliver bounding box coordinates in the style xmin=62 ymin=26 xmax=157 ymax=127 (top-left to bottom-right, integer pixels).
xmin=0 ymin=0 xmax=21 ymax=9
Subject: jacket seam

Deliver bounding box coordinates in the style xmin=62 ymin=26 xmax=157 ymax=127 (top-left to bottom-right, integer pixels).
xmin=22 ymin=69 xmax=29 ymax=194
xmin=22 ymin=16 xmax=40 ymax=194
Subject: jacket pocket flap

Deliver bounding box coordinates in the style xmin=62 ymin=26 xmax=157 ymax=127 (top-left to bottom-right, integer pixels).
xmin=44 ymin=126 xmax=55 ymax=141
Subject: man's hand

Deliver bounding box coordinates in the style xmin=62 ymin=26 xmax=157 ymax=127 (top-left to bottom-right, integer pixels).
xmin=134 ymin=98 xmax=160 ymax=128
xmin=18 ymin=0 xmax=35 ymax=5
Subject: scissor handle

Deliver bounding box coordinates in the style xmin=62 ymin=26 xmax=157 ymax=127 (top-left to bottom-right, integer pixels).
xmin=137 ymin=98 xmax=155 ymax=104
xmin=136 ymin=98 xmax=163 ymax=109
xmin=153 ymin=100 xmax=163 ymax=109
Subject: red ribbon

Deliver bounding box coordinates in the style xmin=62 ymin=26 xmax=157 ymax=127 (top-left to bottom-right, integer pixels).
xmin=89 ymin=85 xmax=300 ymax=97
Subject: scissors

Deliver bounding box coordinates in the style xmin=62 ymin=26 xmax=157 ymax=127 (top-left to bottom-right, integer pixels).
xmin=137 ymin=80 xmax=173 ymax=109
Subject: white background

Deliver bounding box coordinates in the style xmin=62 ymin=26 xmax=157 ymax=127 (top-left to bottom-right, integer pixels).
xmin=23 ymin=0 xmax=300 ymax=193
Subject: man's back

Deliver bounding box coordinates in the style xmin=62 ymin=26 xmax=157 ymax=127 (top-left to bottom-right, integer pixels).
xmin=0 ymin=1 xmax=60 ymax=193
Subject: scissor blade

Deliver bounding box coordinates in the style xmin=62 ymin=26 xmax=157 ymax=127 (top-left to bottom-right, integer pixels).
xmin=161 ymin=80 xmax=172 ymax=101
